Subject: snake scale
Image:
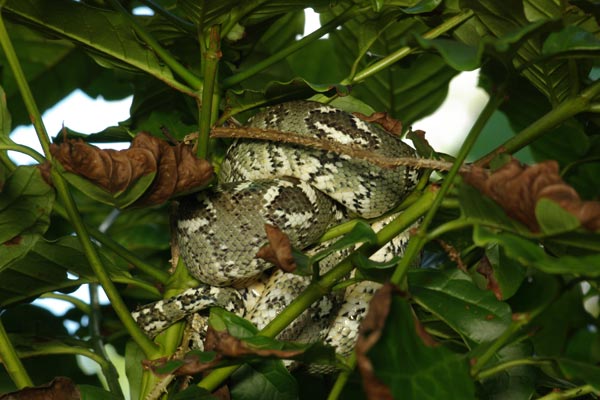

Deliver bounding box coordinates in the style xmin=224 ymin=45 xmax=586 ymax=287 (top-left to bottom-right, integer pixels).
xmin=133 ymin=101 xmax=419 ymax=364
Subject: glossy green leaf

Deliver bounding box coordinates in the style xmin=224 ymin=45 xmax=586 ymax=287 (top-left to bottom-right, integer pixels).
xmin=57 ymin=163 xmax=156 ymax=209
xmin=409 ymin=268 xmax=512 ymax=344
xmin=542 ymin=25 xmax=600 ymax=56
xmin=231 ymin=362 xmax=298 ymax=400
xmin=402 ymin=0 xmax=442 ymax=14
xmin=535 ymin=198 xmax=581 ymax=235
xmin=78 ymin=385 xmax=124 ymax=400
xmin=209 ymin=307 xmax=259 ymax=338
xmin=368 ymin=294 xmax=476 ymax=399
xmin=414 ymin=36 xmax=481 ymax=71
xmin=474 ymin=226 xmax=600 ymax=276
xmin=3 ymin=0 xmax=179 ymax=90
xmin=557 ymin=358 xmax=600 ymax=390
xmin=481 ymin=244 xmax=526 ymax=300
xmin=0 ymin=166 xmax=54 ymax=271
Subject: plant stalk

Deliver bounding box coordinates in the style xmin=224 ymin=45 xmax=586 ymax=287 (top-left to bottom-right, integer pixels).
xmin=198 ymin=189 xmax=436 ymax=391
xmin=391 ymin=86 xmax=505 ymax=285
xmin=222 ymin=6 xmax=358 ymax=88
xmin=107 ymin=0 xmax=203 ymax=91
xmin=345 ymin=9 xmax=474 ymax=85
xmin=0 ymin=318 xmax=33 ymax=389
xmin=0 ymin=10 xmax=158 ymax=357
xmin=197 ymin=25 xmax=221 ymax=160
xmin=476 ymin=79 xmax=600 ymax=167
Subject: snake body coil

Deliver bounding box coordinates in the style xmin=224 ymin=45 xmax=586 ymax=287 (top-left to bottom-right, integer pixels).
xmin=134 ymin=101 xmax=418 ymax=359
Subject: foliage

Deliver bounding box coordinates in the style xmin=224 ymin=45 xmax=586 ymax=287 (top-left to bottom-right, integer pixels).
xmin=0 ymin=0 xmax=599 ymax=399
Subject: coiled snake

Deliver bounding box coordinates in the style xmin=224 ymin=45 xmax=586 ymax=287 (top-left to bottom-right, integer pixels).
xmin=133 ymin=101 xmax=419 ymax=363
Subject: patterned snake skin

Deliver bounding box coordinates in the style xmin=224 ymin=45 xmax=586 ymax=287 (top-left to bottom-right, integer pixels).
xmin=133 ymin=101 xmax=419 ymax=362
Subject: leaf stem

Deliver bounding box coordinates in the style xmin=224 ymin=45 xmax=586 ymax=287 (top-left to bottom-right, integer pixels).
xmin=0 ymin=318 xmax=33 ymax=388
xmin=344 ymin=9 xmax=474 ymax=85
xmin=221 ymin=6 xmax=358 ymax=89
xmin=39 ymin=293 xmax=92 ymax=315
xmin=197 ymin=25 xmax=221 ymax=160
xmin=537 ymin=385 xmax=597 ymax=400
xmin=107 ymin=0 xmax=203 ymax=91
xmin=0 ymin=143 xmax=45 ymax=164
xmin=0 ymin=9 xmax=158 ymax=357
xmin=327 ymin=353 xmax=356 ymax=400
xmin=476 ymin=79 xmax=600 ymax=167
xmin=475 ymin=357 xmax=552 ymax=380
xmin=52 ymin=203 xmax=170 ymax=284
xmin=198 ymin=189 xmax=436 ymax=391
xmin=391 ymin=86 xmax=505 ymax=285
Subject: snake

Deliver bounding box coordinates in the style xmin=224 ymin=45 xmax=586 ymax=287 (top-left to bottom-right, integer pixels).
xmin=133 ymin=100 xmax=419 ymax=364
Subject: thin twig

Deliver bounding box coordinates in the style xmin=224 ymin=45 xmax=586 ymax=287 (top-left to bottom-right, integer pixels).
xmin=210 ymin=127 xmax=465 ymax=172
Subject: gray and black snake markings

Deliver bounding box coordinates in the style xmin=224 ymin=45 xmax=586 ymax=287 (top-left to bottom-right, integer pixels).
xmin=133 ymin=101 xmax=419 ymax=363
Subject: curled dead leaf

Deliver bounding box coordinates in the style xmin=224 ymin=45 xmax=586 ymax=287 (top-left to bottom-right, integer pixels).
xmin=477 ymin=257 xmax=503 ymax=300
xmin=462 ymin=159 xmax=600 ymax=232
xmin=353 ymin=111 xmax=403 ymax=135
xmin=256 ymin=224 xmax=296 ymax=272
xmin=50 ymin=132 xmax=213 ymax=207
xmin=0 ymin=376 xmax=80 ymax=400
xmin=206 ymin=327 xmax=305 ymax=359
xmin=356 ymin=283 xmax=394 ymax=400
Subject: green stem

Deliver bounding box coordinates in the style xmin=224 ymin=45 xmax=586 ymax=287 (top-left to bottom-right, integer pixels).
xmin=470 ymin=314 xmax=530 ymax=375
xmin=391 ymin=86 xmax=505 ymax=285
xmin=107 ymin=0 xmax=203 ymax=91
xmin=0 ymin=10 xmax=158 ymax=357
xmin=476 ymin=358 xmax=552 ymax=380
xmin=327 ymin=354 xmax=356 ymax=400
xmin=39 ymin=293 xmax=92 ymax=315
xmin=198 ymin=188 xmax=436 ymax=391
xmin=197 ymin=25 xmax=221 ymax=160
xmin=221 ymin=0 xmax=271 ymax=37
xmin=0 ymin=16 xmax=52 ymax=162
xmin=52 ymin=203 xmax=170 ymax=284
xmin=222 ymin=6 xmax=357 ymax=89
xmin=89 ymin=283 xmax=124 ymax=397
xmin=0 ymin=318 xmax=33 ymax=388
xmin=476 ymin=79 xmax=600 ymax=167
xmin=537 ymin=385 xmax=597 ymax=400
xmin=344 ymin=9 xmax=474 ymax=85
xmin=0 ymin=143 xmax=45 ymax=164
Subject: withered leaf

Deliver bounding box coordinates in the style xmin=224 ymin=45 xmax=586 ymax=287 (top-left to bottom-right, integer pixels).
xmin=353 ymin=111 xmax=403 ymax=135
xmin=0 ymin=376 xmax=80 ymax=400
xmin=356 ymin=283 xmax=394 ymax=400
xmin=256 ymin=224 xmax=296 ymax=272
xmin=51 ymin=132 xmax=213 ymax=207
xmin=476 ymin=257 xmax=503 ymax=300
xmin=462 ymin=159 xmax=600 ymax=232
xmin=206 ymin=327 xmax=305 ymax=359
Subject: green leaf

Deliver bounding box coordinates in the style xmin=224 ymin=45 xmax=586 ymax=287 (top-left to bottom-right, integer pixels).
xmin=56 ymin=162 xmax=156 ymax=209
xmin=542 ymin=25 xmax=600 ymax=56
xmin=367 ymin=294 xmax=476 ymax=399
xmin=414 ymin=36 xmax=481 ymax=71
xmin=125 ymin=341 xmax=146 ymax=400
xmin=325 ymin=6 xmax=458 ymax=124
xmin=0 ymin=166 xmax=54 ymax=271
xmin=79 ymin=385 xmax=124 ymax=400
xmin=231 ymin=362 xmax=298 ymax=400
xmin=402 ymin=0 xmax=442 ymax=14
xmin=458 ymin=183 xmax=530 ymax=235
xmin=409 ymin=268 xmax=512 ymax=344
xmin=557 ymin=358 xmax=600 ymax=390
xmin=474 ymin=226 xmax=600 ymax=276
xmin=482 ymin=244 xmax=526 ymax=300
xmin=209 ymin=307 xmax=258 ymax=338
xmin=171 ymin=386 xmax=219 ymax=400
xmin=535 ymin=198 xmax=581 ymax=235
xmin=3 ymin=0 xmax=179 ymax=92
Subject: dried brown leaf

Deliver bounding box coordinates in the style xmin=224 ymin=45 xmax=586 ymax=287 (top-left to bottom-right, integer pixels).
xmin=462 ymin=159 xmax=600 ymax=232
xmin=476 ymin=257 xmax=503 ymax=300
xmin=353 ymin=111 xmax=403 ymax=135
xmin=356 ymin=283 xmax=394 ymax=400
xmin=51 ymin=132 xmax=213 ymax=207
xmin=256 ymin=224 xmax=296 ymax=272
xmin=0 ymin=376 xmax=80 ymax=400
xmin=206 ymin=327 xmax=305 ymax=359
